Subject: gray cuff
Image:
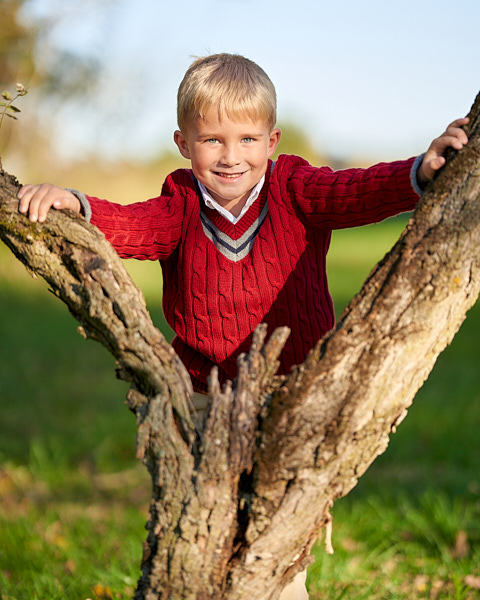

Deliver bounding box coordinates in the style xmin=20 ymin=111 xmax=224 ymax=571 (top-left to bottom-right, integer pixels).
xmin=66 ymin=188 xmax=92 ymax=222
xmin=410 ymin=153 xmax=426 ymax=197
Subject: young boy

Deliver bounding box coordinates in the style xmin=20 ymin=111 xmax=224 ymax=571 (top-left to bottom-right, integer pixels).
xmin=18 ymin=53 xmax=468 ymax=599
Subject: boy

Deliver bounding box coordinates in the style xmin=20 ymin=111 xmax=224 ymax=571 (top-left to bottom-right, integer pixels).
xmin=18 ymin=53 xmax=468 ymax=599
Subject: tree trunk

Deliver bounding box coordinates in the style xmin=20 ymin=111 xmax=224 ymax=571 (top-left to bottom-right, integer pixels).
xmin=1 ymin=91 xmax=479 ymax=599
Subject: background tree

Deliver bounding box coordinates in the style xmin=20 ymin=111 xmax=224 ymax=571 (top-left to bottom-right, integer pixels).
xmin=0 ymin=0 xmax=115 ymax=163
xmin=0 ymin=90 xmax=478 ymax=599
xmin=0 ymin=1 xmax=36 ymax=88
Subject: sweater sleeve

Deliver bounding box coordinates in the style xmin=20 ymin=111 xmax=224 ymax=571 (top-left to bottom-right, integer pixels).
xmin=283 ymin=155 xmax=421 ymax=230
xmin=85 ymin=171 xmax=189 ymax=260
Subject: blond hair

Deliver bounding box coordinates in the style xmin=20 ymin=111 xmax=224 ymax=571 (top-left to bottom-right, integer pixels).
xmin=177 ymin=53 xmax=277 ymax=132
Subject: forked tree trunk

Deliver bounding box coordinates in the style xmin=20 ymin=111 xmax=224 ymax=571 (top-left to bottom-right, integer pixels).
xmin=1 ymin=91 xmax=479 ymax=599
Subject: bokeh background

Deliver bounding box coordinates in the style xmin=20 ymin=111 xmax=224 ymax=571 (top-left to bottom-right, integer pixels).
xmin=2 ymin=0 xmax=480 ymax=171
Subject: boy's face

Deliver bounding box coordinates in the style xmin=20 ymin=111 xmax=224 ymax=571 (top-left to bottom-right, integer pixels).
xmin=174 ymin=109 xmax=281 ymax=215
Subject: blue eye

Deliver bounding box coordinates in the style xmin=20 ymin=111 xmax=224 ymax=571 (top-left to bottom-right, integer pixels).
xmin=207 ymin=138 xmax=219 ymax=144
xmin=242 ymin=137 xmax=254 ymax=143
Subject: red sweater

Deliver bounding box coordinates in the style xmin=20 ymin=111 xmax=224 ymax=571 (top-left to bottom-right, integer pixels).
xmin=87 ymin=154 xmax=419 ymax=392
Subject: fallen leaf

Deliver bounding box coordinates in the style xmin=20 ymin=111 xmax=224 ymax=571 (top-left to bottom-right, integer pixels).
xmin=414 ymin=574 xmax=428 ymax=593
xmin=45 ymin=520 xmax=69 ymax=550
xmin=93 ymin=583 xmax=114 ymax=599
xmin=430 ymin=578 xmax=446 ymax=600
xmin=451 ymin=530 xmax=469 ymax=559
xmin=64 ymin=558 xmax=76 ymax=574
xmin=340 ymin=536 xmax=360 ymax=552
xmin=0 ymin=471 xmax=15 ymax=497
xmin=465 ymin=574 xmax=480 ymax=590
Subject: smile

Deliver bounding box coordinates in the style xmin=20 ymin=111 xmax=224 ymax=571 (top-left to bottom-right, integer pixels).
xmin=215 ymin=172 xmax=245 ymax=179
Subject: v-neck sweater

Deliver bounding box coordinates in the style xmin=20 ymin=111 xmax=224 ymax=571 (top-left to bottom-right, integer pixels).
xmin=86 ymin=153 xmax=419 ymax=392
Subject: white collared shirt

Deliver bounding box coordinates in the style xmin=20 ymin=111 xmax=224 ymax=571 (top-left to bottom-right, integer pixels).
xmin=197 ymin=175 xmax=265 ymax=224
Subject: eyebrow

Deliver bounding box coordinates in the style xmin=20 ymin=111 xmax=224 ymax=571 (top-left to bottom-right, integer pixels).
xmin=196 ymin=133 xmax=219 ymax=140
xmin=196 ymin=130 xmax=265 ymax=141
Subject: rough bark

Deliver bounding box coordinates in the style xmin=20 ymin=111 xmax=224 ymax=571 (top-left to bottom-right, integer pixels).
xmin=0 ymin=91 xmax=479 ymax=600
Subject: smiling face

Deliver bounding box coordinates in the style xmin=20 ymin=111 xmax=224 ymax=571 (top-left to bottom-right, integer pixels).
xmin=174 ymin=108 xmax=281 ymax=216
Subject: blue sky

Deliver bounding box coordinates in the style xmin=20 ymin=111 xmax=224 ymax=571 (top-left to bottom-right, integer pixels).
xmin=23 ymin=0 xmax=480 ymax=162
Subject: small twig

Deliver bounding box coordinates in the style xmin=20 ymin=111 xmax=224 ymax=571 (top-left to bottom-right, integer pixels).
xmin=0 ymin=83 xmax=28 ymax=133
xmin=323 ymin=502 xmax=334 ymax=555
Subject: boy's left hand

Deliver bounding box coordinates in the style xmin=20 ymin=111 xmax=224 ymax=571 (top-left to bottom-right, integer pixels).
xmin=418 ymin=117 xmax=469 ymax=186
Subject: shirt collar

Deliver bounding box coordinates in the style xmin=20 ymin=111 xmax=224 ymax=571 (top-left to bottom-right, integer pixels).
xmin=197 ymin=175 xmax=265 ymax=224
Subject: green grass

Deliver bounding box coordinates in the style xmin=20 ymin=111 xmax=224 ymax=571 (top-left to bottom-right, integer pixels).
xmin=314 ymin=217 xmax=480 ymax=599
xmin=1 ymin=214 xmax=480 ymax=599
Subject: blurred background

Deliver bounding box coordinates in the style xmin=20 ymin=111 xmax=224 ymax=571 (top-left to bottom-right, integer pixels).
xmin=1 ymin=0 xmax=479 ymax=181
xmin=1 ymin=1 xmax=480 ymax=599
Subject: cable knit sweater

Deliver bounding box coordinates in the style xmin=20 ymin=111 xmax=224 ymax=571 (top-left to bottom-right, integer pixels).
xmin=84 ymin=154 xmax=420 ymax=392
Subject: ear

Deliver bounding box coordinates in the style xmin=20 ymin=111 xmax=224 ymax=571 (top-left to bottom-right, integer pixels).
xmin=174 ymin=130 xmax=191 ymax=159
xmin=267 ymin=128 xmax=282 ymax=157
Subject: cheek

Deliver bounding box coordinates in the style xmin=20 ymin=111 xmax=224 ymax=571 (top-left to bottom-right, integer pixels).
xmin=190 ymin=158 xmax=210 ymax=182
xmin=191 ymin=149 xmax=213 ymax=171
xmin=254 ymin=150 xmax=270 ymax=167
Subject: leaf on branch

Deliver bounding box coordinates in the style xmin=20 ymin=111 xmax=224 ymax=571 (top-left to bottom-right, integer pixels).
xmin=1 ymin=91 xmax=12 ymax=101
xmin=7 ymin=105 xmax=21 ymax=113
xmin=5 ymin=114 xmax=18 ymax=120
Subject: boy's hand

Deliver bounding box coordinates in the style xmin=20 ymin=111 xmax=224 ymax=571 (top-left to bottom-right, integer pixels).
xmin=418 ymin=117 xmax=469 ymax=186
xmin=17 ymin=184 xmax=81 ymax=223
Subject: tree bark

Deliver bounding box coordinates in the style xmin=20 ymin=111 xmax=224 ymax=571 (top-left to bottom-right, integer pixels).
xmin=1 ymin=91 xmax=479 ymax=599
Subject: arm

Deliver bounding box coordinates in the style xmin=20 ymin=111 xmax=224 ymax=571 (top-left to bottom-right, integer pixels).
xmin=86 ymin=189 xmax=184 ymax=261
xmin=18 ymin=172 xmax=189 ymax=260
xmin=285 ymin=157 xmax=420 ymax=230
xmin=285 ymin=118 xmax=469 ymax=230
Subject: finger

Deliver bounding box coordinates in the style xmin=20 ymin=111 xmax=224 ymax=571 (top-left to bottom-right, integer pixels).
xmin=448 ymin=117 xmax=469 ymax=128
xmin=17 ymin=185 xmax=39 ymax=217
xmin=19 ymin=184 xmax=53 ymax=222
xmin=445 ymin=126 xmax=469 ymax=147
xmin=54 ymin=192 xmax=80 ymax=212
xmin=23 ymin=189 xmax=47 ymax=222
xmin=17 ymin=184 xmax=38 ymax=211
xmin=421 ymin=156 xmax=444 ymax=181
xmin=443 ymin=117 xmax=469 ymax=134
xmin=443 ymin=134 xmax=468 ymax=151
xmin=429 ymin=131 xmax=468 ymax=159
xmin=35 ymin=186 xmax=69 ymax=222
xmin=430 ymin=156 xmax=446 ymax=172
xmin=17 ymin=184 xmax=35 ymax=200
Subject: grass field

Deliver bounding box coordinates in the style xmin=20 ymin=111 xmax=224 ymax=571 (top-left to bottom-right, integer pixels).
xmin=1 ymin=214 xmax=479 ymax=599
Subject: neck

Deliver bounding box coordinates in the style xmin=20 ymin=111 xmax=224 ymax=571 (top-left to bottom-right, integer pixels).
xmin=208 ymin=191 xmax=251 ymax=217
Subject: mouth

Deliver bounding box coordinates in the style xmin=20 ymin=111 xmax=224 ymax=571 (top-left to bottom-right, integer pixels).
xmin=214 ymin=171 xmax=245 ymax=180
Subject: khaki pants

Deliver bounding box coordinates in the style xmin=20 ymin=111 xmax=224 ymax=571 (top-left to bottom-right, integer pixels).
xmin=279 ymin=569 xmax=309 ymax=600
xmin=192 ymin=393 xmax=309 ymax=600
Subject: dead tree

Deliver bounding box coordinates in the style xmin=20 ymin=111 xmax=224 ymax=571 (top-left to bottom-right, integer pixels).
xmin=0 ymin=91 xmax=479 ymax=599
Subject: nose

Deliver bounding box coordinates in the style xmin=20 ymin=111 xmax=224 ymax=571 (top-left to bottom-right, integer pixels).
xmin=219 ymin=143 xmax=240 ymax=167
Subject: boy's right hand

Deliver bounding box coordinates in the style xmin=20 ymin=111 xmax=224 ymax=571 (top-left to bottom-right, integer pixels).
xmin=17 ymin=184 xmax=81 ymax=223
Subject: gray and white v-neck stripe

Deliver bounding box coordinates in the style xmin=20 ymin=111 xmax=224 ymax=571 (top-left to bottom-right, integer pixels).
xmin=199 ymin=201 xmax=269 ymax=262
